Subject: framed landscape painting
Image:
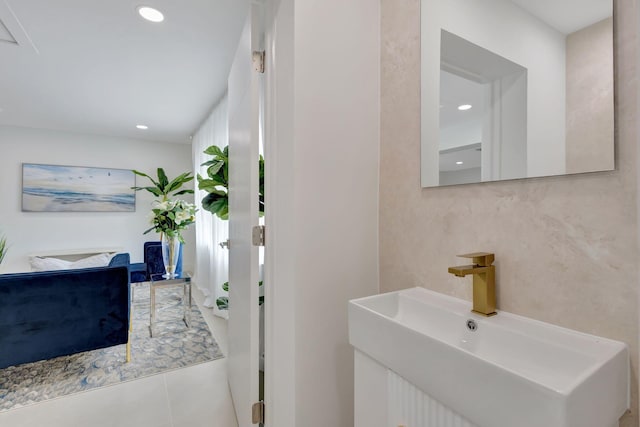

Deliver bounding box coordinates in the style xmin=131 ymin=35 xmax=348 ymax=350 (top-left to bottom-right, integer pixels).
xmin=22 ymin=164 xmax=136 ymax=212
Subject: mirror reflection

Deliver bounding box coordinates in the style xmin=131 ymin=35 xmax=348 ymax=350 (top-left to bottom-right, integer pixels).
xmin=421 ymin=0 xmax=614 ymax=187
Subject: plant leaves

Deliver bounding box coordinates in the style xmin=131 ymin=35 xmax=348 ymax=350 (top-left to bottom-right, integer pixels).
xmin=219 ymin=281 xmax=262 ymax=306
xmin=142 ymin=226 xmax=156 ymax=235
xmin=173 ymin=189 xmax=195 ymax=195
xmin=204 ymin=145 xmax=224 ymax=157
xmin=198 ymin=175 xmax=226 ymax=188
xmin=204 ymin=188 xmax=227 ymax=197
xmin=198 ymin=144 xmax=235 ymax=220
xmin=202 ymin=196 xmax=229 ymax=219
xmin=207 ymin=161 xmax=224 ymax=177
xmin=167 ymin=172 xmax=194 ymax=193
xmin=0 ymin=235 xmax=7 ymax=265
xmin=157 ymin=168 xmax=170 ymax=190
xmin=198 ymin=179 xmax=224 ymax=192
xmin=197 ymin=180 xmax=217 ymax=192
xmin=132 ymin=170 xmax=159 ymax=186
xmin=216 ymin=297 xmax=229 ymax=310
xmin=132 ymin=186 xmax=163 ymax=197
xmin=208 ymin=198 xmax=227 ymax=214
xmin=131 ymin=168 xmax=193 ymax=199
xmin=218 ymin=204 xmax=229 ymax=220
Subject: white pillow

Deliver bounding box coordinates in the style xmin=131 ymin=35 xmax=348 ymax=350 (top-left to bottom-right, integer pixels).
xmin=68 ymin=253 xmax=112 ymax=269
xmin=29 ymin=253 xmax=112 ymax=272
xmin=30 ymin=256 xmax=72 ymax=272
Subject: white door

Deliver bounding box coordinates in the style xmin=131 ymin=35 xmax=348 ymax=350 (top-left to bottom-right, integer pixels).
xmin=227 ymin=4 xmax=262 ymax=427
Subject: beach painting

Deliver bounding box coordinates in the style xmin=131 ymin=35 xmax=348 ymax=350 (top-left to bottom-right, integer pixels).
xmin=22 ymin=164 xmax=135 ymax=212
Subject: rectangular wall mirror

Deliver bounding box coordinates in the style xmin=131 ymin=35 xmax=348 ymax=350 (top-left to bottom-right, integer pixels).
xmin=421 ymin=0 xmax=614 ymax=187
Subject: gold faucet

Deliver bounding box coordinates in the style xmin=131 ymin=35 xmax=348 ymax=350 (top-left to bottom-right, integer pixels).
xmin=448 ymin=252 xmax=496 ymax=316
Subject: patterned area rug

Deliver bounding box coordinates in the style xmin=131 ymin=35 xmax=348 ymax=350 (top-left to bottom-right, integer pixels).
xmin=0 ymin=283 xmax=224 ymax=412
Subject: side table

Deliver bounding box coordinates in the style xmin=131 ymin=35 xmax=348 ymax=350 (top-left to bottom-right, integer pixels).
xmin=149 ymin=273 xmax=192 ymax=337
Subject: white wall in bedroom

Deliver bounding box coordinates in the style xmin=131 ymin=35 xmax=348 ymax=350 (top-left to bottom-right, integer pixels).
xmin=0 ymin=125 xmax=195 ymax=274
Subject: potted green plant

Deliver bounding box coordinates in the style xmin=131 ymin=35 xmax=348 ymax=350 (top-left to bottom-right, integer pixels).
xmin=145 ymin=199 xmax=197 ymax=278
xmin=216 ymin=281 xmax=264 ymax=310
xmin=132 ymin=168 xmax=194 ymax=201
xmin=144 ymin=199 xmax=197 ymax=241
xmin=197 ymin=144 xmax=265 ymax=309
xmin=132 ymin=167 xmax=196 ymax=278
xmin=196 ymin=145 xmax=264 ymax=219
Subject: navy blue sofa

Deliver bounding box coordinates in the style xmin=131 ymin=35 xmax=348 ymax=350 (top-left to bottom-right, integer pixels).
xmin=0 ymin=255 xmax=130 ymax=369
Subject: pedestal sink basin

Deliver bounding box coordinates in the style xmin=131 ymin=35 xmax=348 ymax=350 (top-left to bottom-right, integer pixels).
xmin=348 ymin=287 xmax=629 ymax=427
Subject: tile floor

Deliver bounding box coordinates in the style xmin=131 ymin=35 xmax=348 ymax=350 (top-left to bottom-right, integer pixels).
xmin=0 ymin=286 xmax=238 ymax=427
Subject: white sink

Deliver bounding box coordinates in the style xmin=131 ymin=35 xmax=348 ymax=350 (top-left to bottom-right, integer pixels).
xmin=348 ymin=287 xmax=629 ymax=427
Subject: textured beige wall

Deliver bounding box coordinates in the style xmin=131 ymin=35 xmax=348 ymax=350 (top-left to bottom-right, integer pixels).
xmin=380 ymin=1 xmax=638 ymax=426
xmin=566 ymin=17 xmax=615 ymax=174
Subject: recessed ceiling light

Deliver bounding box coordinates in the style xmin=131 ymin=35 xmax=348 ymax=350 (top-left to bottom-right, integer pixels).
xmin=137 ymin=6 xmax=164 ymax=23
xmin=458 ymin=104 xmax=472 ymax=111
xmin=456 ymin=161 xmax=464 ymax=165
xmin=136 ymin=124 xmax=149 ymax=130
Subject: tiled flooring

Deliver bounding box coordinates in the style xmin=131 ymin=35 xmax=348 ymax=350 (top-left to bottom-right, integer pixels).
xmin=0 ymin=286 xmax=238 ymax=427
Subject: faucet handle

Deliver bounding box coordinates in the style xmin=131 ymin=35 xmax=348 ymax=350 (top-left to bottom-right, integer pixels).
xmin=457 ymin=252 xmax=494 ymax=266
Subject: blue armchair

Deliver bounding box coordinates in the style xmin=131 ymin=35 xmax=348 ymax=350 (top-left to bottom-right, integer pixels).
xmin=129 ymin=262 xmax=148 ymax=283
xmin=130 ymin=241 xmax=183 ymax=283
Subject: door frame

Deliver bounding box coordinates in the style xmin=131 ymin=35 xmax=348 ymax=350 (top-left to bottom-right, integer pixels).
xmin=262 ymin=0 xmax=296 ymax=426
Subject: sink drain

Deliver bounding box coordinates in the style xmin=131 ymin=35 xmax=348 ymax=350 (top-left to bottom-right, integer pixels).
xmin=466 ymin=319 xmax=478 ymax=331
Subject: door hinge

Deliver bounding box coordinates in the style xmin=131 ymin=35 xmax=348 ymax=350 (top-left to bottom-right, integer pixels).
xmin=252 ymin=225 xmax=265 ymax=246
xmin=253 ymin=50 xmax=265 ymax=73
xmin=252 ymin=400 xmax=265 ymax=424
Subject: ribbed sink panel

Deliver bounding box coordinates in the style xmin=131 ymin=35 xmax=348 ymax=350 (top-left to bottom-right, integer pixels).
xmin=388 ymin=370 xmax=477 ymax=427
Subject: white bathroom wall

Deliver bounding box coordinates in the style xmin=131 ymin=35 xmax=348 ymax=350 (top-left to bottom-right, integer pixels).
xmin=422 ymin=0 xmax=567 ymax=185
xmin=493 ymin=71 xmax=528 ymax=180
xmin=440 ymin=120 xmax=482 ymax=151
xmin=440 ymin=167 xmax=481 ymax=186
xmin=0 ymin=125 xmax=194 ymax=273
xmin=264 ymin=0 xmax=380 ymax=425
xmin=290 ymin=0 xmax=380 ymax=423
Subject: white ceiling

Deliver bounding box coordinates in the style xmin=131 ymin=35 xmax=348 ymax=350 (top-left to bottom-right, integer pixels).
xmin=439 ymin=143 xmax=482 ymax=172
xmin=0 ymin=0 xmax=250 ymax=143
xmin=509 ymin=0 xmax=611 ymax=34
xmin=440 ymin=69 xmax=484 ymax=129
